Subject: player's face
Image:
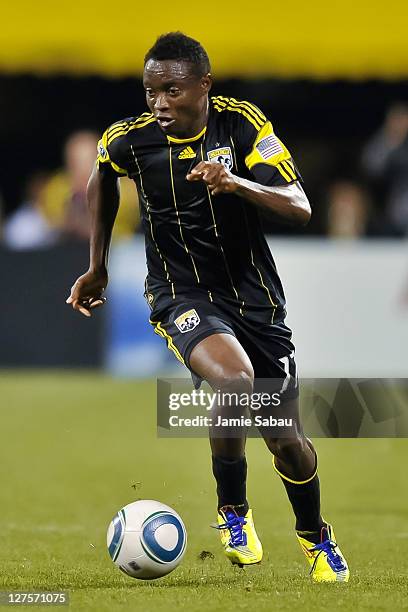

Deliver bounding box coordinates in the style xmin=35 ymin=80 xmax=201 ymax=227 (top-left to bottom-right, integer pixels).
xmin=143 ymin=59 xmax=211 ymax=138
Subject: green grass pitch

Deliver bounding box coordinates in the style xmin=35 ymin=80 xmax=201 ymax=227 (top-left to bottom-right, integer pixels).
xmin=0 ymin=372 xmax=407 ymax=611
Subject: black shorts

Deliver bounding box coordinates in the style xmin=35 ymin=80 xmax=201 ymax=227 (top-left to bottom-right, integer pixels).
xmin=148 ymin=289 xmax=298 ymax=397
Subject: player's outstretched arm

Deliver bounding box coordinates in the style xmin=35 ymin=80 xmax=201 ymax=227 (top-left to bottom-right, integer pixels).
xmin=233 ymin=179 xmax=311 ymax=226
xmin=187 ymin=161 xmax=311 ymax=226
xmin=66 ymin=164 xmax=120 ymax=317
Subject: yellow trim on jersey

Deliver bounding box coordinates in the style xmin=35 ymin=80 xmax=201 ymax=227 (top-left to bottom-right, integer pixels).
xmin=109 ymin=160 xmax=127 ymax=175
xmin=107 ymin=121 xmax=134 ymax=143
xmin=97 ymin=114 xmax=155 ymax=176
xmin=108 ymin=117 xmax=156 ymax=145
xmin=96 ymin=130 xmax=127 ymax=175
xmin=213 ymin=98 xmax=263 ymax=131
xmin=244 ymin=121 xmax=293 ymax=177
xmin=281 ymin=159 xmax=297 ymax=180
xmin=239 ymin=199 xmax=277 ymax=323
xmin=214 ymin=96 xmax=267 ymax=127
xmin=250 ymin=247 xmax=277 ymax=322
xmin=276 ymin=162 xmax=292 ymax=182
xmin=107 ymin=115 xmax=156 ymax=145
xmin=166 ymin=126 xmax=207 ymax=144
xmin=272 ymin=456 xmax=318 ymax=484
xmin=230 ymin=96 xmax=266 ymax=122
xmin=200 ymin=143 xmax=244 ymax=315
xmin=130 ymin=145 xmax=175 ymax=299
xmin=229 ymin=135 xmax=238 ymax=170
xmin=149 ymin=319 xmax=184 ymax=364
xmin=169 ymin=146 xmax=201 ymax=284
xmin=107 ymin=113 xmax=153 ymax=142
xmin=212 ymin=95 xmax=265 ymax=123
xmin=108 ymin=112 xmax=152 ymax=132
xmin=285 ymin=158 xmax=297 ymax=174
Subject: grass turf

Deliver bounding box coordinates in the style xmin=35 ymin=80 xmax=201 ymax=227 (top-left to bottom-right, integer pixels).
xmin=0 ymin=372 xmax=407 ymax=611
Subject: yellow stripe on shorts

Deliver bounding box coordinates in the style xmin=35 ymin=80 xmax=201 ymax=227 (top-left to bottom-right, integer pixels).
xmin=149 ymin=320 xmax=185 ymax=364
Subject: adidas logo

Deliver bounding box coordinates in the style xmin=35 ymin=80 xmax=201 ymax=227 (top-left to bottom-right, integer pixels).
xmin=178 ymin=146 xmax=196 ymax=159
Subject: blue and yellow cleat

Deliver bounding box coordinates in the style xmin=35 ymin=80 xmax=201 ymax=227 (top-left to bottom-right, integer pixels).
xmin=297 ymin=523 xmax=350 ymax=582
xmin=215 ymin=507 xmax=263 ymax=567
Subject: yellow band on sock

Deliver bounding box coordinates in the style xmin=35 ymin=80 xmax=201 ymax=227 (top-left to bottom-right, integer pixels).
xmin=272 ymin=455 xmax=318 ymax=485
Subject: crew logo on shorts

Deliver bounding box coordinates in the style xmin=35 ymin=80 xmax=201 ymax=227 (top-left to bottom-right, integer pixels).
xmin=174 ymin=309 xmax=200 ymax=333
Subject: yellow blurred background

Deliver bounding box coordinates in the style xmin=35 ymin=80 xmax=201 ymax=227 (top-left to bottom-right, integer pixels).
xmin=2 ymin=0 xmax=408 ymax=78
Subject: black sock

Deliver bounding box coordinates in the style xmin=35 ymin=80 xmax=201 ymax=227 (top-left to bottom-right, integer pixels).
xmin=275 ymin=462 xmax=324 ymax=537
xmin=212 ymin=455 xmax=249 ymax=516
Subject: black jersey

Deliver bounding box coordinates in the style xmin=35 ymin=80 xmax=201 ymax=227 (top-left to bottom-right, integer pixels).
xmin=97 ymin=96 xmax=301 ymax=323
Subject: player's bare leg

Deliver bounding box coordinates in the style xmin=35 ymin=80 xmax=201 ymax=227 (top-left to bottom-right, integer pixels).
xmin=190 ymin=333 xmax=263 ymax=565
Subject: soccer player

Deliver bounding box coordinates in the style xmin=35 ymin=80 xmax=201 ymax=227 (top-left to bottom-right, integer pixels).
xmin=67 ymin=32 xmax=349 ymax=582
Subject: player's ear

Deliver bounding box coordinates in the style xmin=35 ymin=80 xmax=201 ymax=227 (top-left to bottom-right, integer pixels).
xmin=201 ymin=74 xmax=212 ymax=94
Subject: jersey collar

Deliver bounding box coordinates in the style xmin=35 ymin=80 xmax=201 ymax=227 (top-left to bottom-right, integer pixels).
xmin=166 ymin=126 xmax=207 ymax=144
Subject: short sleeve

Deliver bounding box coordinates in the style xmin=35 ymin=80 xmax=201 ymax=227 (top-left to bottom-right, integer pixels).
xmin=96 ymin=126 xmax=128 ymax=177
xmin=236 ymin=109 xmax=301 ymax=186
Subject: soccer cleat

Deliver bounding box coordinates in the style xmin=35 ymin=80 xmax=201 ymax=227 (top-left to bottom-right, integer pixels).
xmin=297 ymin=523 xmax=350 ymax=582
xmin=215 ymin=507 xmax=263 ymax=566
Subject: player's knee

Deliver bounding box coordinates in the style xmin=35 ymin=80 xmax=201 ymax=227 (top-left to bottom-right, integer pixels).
xmin=210 ymin=365 xmax=254 ymax=396
xmin=268 ymin=436 xmax=307 ymax=460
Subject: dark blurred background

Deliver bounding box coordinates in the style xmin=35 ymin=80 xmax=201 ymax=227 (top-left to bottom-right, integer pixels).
xmin=1 ymin=76 xmax=408 ymax=237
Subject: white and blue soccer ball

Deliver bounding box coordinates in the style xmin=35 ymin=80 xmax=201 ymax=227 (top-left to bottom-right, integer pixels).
xmin=107 ymin=500 xmax=187 ymax=580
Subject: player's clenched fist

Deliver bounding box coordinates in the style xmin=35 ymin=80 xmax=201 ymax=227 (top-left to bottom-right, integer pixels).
xmin=66 ymin=269 xmax=108 ymax=317
xmin=186 ymin=161 xmax=238 ymax=195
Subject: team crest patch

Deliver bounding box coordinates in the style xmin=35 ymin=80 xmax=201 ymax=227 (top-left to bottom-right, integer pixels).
xmin=174 ymin=309 xmax=200 ymax=333
xmin=256 ymin=135 xmax=283 ymax=160
xmin=207 ymin=147 xmax=233 ymax=171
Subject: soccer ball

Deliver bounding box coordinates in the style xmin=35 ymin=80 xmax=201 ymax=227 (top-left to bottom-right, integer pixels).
xmin=107 ymin=499 xmax=187 ymax=580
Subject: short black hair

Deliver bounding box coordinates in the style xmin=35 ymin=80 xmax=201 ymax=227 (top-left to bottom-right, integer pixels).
xmin=144 ymin=32 xmax=211 ymax=77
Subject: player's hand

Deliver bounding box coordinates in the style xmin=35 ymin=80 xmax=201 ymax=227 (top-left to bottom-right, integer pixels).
xmin=66 ymin=268 xmax=108 ymax=318
xmin=186 ymin=161 xmax=238 ymax=195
